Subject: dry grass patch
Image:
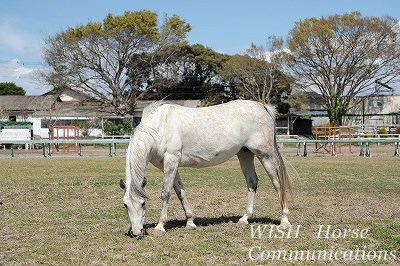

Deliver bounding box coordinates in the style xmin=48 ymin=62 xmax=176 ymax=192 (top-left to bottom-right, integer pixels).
xmin=0 ymin=156 xmax=399 ymax=265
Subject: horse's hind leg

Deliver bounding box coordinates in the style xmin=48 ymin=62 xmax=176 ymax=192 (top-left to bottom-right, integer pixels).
xmin=173 ymin=171 xmax=196 ymax=229
xmin=258 ymin=155 xmax=291 ymax=228
xmin=237 ymin=148 xmax=258 ymax=225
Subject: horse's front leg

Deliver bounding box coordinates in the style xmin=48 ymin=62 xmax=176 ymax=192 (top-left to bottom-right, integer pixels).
xmin=154 ymin=153 xmax=180 ymax=235
xmin=173 ymin=171 xmax=196 ymax=229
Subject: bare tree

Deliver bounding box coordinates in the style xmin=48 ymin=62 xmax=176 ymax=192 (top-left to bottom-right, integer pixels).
xmin=41 ymin=11 xmax=191 ymax=115
xmin=221 ymin=36 xmax=292 ymax=111
xmin=287 ymin=12 xmax=400 ymax=125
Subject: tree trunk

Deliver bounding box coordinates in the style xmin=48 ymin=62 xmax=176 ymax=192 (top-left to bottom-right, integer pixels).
xmin=327 ymin=102 xmax=346 ymax=126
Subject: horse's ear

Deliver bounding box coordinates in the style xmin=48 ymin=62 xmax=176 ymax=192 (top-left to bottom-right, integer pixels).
xmin=142 ymin=177 xmax=147 ymax=188
xmin=120 ymin=179 xmax=126 ymax=190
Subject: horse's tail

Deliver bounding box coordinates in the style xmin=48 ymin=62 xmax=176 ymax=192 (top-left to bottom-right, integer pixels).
xmin=274 ymin=139 xmax=292 ymax=209
xmin=264 ymin=104 xmax=292 ymax=208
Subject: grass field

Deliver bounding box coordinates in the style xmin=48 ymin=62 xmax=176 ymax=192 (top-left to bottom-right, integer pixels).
xmin=1 ymin=156 xmax=399 ymax=265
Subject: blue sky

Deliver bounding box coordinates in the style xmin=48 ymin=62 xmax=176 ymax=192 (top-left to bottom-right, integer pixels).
xmin=1 ymin=0 xmax=400 ymax=95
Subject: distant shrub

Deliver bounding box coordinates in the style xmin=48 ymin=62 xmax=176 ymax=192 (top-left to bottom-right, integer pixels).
xmin=378 ymin=127 xmax=388 ymax=136
xmin=395 ymin=126 xmax=400 ymax=135
xmin=103 ymin=118 xmax=132 ymax=136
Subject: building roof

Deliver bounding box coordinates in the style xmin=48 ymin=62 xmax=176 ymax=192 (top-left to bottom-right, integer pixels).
xmin=43 ymin=87 xmax=91 ymax=102
xmin=304 ymin=91 xmax=325 ymax=105
xmin=0 ymin=95 xmax=57 ymax=111
xmin=0 ymin=87 xmax=202 ymax=119
xmin=0 ymin=88 xmax=117 ymax=118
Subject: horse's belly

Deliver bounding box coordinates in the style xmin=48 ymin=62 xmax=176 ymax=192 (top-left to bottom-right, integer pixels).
xmin=179 ymin=146 xmax=240 ymax=168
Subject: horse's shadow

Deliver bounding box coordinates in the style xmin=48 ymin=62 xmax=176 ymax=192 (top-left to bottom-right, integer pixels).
xmin=146 ymin=215 xmax=280 ymax=231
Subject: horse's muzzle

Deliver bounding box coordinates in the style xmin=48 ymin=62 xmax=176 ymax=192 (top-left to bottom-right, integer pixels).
xmin=125 ymin=227 xmax=146 ymax=239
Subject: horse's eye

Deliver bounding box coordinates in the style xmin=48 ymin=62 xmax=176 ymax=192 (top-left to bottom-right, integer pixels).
xmin=141 ymin=202 xmax=146 ymax=208
xmin=123 ymin=204 xmax=128 ymax=209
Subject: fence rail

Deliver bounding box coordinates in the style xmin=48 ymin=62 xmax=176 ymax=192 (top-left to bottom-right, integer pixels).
xmin=0 ymin=139 xmax=130 ymax=158
xmin=276 ymin=138 xmax=400 ymax=157
xmin=1 ymin=138 xmax=399 ymax=158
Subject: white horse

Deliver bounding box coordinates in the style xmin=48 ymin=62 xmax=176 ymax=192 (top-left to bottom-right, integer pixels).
xmin=120 ymin=100 xmax=292 ymax=237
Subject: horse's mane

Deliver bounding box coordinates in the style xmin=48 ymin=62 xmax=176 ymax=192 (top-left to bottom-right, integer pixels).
xmin=127 ymin=101 xmax=163 ymax=198
xmin=141 ymin=100 xmax=165 ymax=122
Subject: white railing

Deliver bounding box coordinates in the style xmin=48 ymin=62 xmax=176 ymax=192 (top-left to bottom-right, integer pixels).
xmin=1 ymin=137 xmax=399 ymax=158
xmin=0 ymin=139 xmax=130 ymax=157
xmin=277 ymin=138 xmax=400 ymax=157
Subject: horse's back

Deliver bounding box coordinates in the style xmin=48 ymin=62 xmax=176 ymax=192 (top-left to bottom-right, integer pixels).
xmin=164 ymin=100 xmax=273 ymax=134
xmin=161 ymin=100 xmax=271 ymax=125
xmin=149 ymin=100 xmax=276 ymax=167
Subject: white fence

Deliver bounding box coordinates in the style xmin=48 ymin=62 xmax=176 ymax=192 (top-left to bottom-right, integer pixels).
xmin=0 ymin=138 xmax=399 ymax=158
xmin=277 ymin=138 xmax=400 ymax=157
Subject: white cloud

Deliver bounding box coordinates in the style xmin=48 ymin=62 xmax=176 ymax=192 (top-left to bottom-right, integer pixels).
xmin=0 ymin=59 xmax=50 ymax=95
xmin=0 ymin=17 xmax=49 ymax=95
xmin=12 ymin=66 xmax=34 ymax=78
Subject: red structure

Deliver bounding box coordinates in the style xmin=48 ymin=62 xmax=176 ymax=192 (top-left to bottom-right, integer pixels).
xmin=50 ymin=126 xmax=80 ymax=154
xmin=315 ymin=126 xmax=353 ymax=154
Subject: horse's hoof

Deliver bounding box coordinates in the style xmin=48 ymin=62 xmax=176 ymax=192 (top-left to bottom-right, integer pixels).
xmin=237 ymin=218 xmax=248 ymax=226
xmin=280 ymin=221 xmax=292 ymax=230
xmin=186 ymin=222 xmax=197 ymax=230
xmin=152 ymin=228 xmax=166 ymax=237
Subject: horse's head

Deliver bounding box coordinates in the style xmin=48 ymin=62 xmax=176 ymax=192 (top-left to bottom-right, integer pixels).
xmin=120 ymin=178 xmax=147 ymax=238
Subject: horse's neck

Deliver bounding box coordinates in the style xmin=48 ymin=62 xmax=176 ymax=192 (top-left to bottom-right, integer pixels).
xmin=127 ymin=132 xmax=154 ymax=199
xmin=131 ymin=130 xmax=155 ymax=170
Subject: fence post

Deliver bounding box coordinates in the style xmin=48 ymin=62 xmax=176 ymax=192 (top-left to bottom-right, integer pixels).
xmin=359 ymin=142 xmax=364 ymax=156
xmin=296 ymin=142 xmax=301 ymax=156
xmin=78 ymin=143 xmax=82 ymax=157
xmin=42 ymin=143 xmax=46 ymax=157
xmin=10 ymin=144 xmax=14 ymax=158
xmin=365 ymin=142 xmax=371 ymax=157
xmin=303 ymin=141 xmax=308 ymax=157
xmin=331 ymin=142 xmax=336 ymax=157
xmin=394 ymin=142 xmax=399 ymax=157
